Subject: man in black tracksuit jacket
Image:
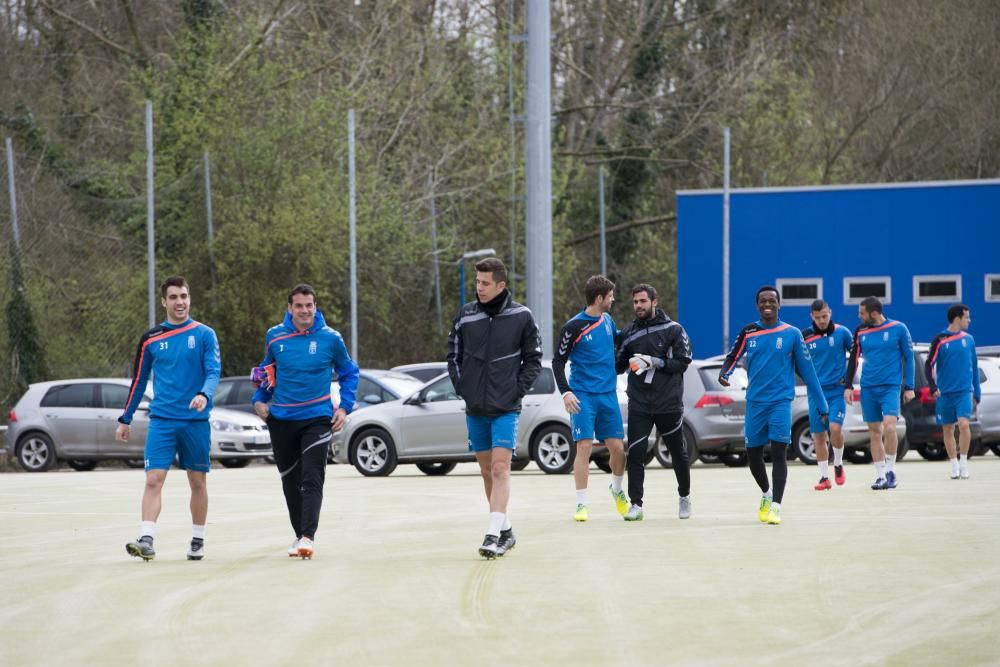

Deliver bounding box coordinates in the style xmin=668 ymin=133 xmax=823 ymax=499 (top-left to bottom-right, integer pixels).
xmin=447 ymin=257 xmax=542 ymax=558
xmin=615 ymin=283 xmax=693 ymax=520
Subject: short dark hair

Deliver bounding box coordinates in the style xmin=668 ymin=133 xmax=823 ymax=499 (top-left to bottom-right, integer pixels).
xmin=160 ymin=275 xmax=189 ymax=298
xmin=811 ymin=299 xmax=829 ymax=312
xmin=947 ymin=304 xmax=969 ymax=324
xmin=859 ymin=296 xmax=882 ymax=314
xmin=756 ymin=285 xmax=779 ymax=303
xmin=631 ymin=283 xmax=658 ymax=302
xmin=585 ymin=275 xmax=616 ymax=305
xmin=287 ymin=283 xmax=318 ymax=305
xmin=474 ymin=257 xmax=507 ymax=284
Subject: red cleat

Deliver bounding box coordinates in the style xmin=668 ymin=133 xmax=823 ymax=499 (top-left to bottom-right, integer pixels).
xmin=814 ymin=477 xmax=832 ymax=491
xmin=834 ymin=465 xmax=846 ymax=486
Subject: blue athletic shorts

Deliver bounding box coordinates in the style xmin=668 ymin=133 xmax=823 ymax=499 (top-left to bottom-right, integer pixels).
xmin=936 ymin=391 xmax=974 ymax=425
xmin=809 ymin=386 xmax=846 ymax=434
xmin=467 ymin=413 xmax=519 ymax=452
xmin=571 ymin=390 xmax=624 ymax=442
xmin=745 ymin=401 xmax=791 ymax=447
xmin=860 ymin=385 xmax=901 ymax=423
xmin=145 ymin=418 xmax=211 ymax=472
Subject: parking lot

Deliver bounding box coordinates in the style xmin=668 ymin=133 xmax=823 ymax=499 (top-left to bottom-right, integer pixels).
xmin=1 ymin=458 xmax=999 ymax=666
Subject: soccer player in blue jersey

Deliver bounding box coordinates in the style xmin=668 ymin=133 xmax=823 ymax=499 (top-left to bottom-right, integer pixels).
xmin=926 ymin=304 xmax=981 ymax=480
xmin=252 ymin=284 xmax=359 ymax=559
xmin=553 ymin=275 xmax=627 ymax=522
xmin=117 ymin=276 xmax=221 ymax=561
xmin=843 ymin=296 xmax=915 ymax=491
xmin=802 ymin=299 xmax=854 ymax=490
xmin=719 ymin=286 xmax=827 ymax=525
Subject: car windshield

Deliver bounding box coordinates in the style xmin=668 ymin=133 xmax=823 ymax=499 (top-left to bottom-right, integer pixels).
xmin=700 ymin=366 xmax=747 ymax=391
xmin=373 ymin=372 xmax=426 ymax=398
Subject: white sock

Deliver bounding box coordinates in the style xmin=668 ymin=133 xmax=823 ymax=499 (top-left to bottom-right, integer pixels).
xmin=771 ymin=502 xmax=781 ymax=510
xmin=192 ymin=524 xmax=206 ymax=540
xmin=875 ymin=460 xmax=886 ymax=479
xmin=611 ymin=474 xmax=624 ymax=493
xmin=140 ymin=521 xmax=156 ymax=539
xmin=487 ymin=512 xmax=505 ymax=537
xmin=576 ymin=489 xmax=587 ymax=505
xmin=833 ymin=447 xmax=844 ymax=466
xmin=765 ymin=487 xmax=772 ymax=499
xmin=959 ymin=454 xmax=968 ymax=465
xmin=950 ymin=457 xmax=959 ymax=469
xmin=885 ymin=453 xmax=896 ymax=472
xmin=502 ymin=514 xmax=512 ymax=531
xmin=818 ymin=461 xmax=829 ymax=478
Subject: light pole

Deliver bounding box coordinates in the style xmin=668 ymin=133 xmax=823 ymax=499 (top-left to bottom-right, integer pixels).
xmin=458 ymin=248 xmax=497 ymax=306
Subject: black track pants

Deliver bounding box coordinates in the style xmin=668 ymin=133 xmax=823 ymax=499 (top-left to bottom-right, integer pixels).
xmin=626 ymin=410 xmax=690 ymax=506
xmin=747 ymin=441 xmax=788 ymax=503
xmin=267 ymin=416 xmax=332 ymax=539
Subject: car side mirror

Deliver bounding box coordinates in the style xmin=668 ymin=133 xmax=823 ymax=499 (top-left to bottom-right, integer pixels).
xmin=404 ymin=392 xmax=424 ymax=406
xmin=362 ymin=394 xmax=382 ymax=405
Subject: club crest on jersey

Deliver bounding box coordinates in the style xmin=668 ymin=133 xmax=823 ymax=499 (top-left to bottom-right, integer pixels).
xmin=828 ymin=337 xmax=835 ymax=347
xmin=962 ymin=338 xmax=967 ymax=348
xmin=187 ymin=335 xmax=195 ymax=349
xmin=883 ymin=331 xmax=889 ymax=342
xmin=309 ymin=341 xmax=318 ymax=355
xmin=776 ymin=337 xmax=783 ymax=350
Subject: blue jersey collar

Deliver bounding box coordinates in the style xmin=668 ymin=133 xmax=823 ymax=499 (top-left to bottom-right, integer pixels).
xmin=160 ymin=317 xmax=194 ymax=329
xmin=282 ymin=309 xmax=328 ymax=333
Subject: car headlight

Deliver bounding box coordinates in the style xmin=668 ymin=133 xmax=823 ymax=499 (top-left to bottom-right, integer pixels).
xmin=211 ymin=420 xmax=243 ymax=432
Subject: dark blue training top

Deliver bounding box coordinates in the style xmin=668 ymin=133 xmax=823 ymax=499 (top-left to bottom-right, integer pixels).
xmin=552 ymin=310 xmax=619 ymax=395
xmin=119 ymin=318 xmax=221 ymax=424
xmin=252 ymin=310 xmax=359 ymax=421
xmin=720 ymin=320 xmax=828 ymax=413
xmin=926 ymin=329 xmax=981 ymax=401
xmin=802 ymin=322 xmax=854 ymax=389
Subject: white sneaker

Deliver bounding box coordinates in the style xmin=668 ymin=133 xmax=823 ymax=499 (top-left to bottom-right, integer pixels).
xmin=950 ymin=467 xmax=960 ymax=480
xmin=288 ymin=539 xmax=301 ymax=557
xmin=297 ymin=537 xmax=315 ymax=559
xmin=960 ymin=466 xmax=970 ymax=479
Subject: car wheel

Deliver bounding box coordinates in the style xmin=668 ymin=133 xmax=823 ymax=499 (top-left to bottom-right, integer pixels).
xmin=351 ymin=428 xmax=398 ymax=477
xmin=791 ymin=420 xmax=816 ymax=465
xmin=721 ymin=450 xmax=747 ymax=467
xmin=416 ymin=462 xmax=457 ymax=476
xmin=17 ymin=433 xmax=56 ymax=472
xmin=698 ymin=453 xmax=722 ymax=464
xmin=896 ymin=438 xmax=909 ymax=461
xmin=125 ymin=459 xmax=145 ymax=468
xmin=220 ymin=458 xmax=251 ymax=468
xmin=991 ymin=443 xmax=1000 ymax=457
xmin=68 ymin=460 xmax=98 ymax=472
xmin=510 ymin=458 xmax=531 ymax=471
xmin=845 ymin=447 xmax=872 ymax=464
xmin=656 ymin=425 xmax=698 ymax=469
xmin=531 ymin=424 xmax=575 ymax=474
xmin=917 ymin=442 xmax=948 ymax=461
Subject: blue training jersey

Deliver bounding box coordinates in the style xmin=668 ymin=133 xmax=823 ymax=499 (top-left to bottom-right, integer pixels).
xmin=720 ymin=320 xmax=828 ymax=413
xmin=252 ymin=310 xmax=359 ymax=421
xmin=802 ymin=322 xmax=853 ymax=389
xmin=926 ymin=329 xmax=981 ymax=401
xmin=844 ymin=318 xmax=915 ymax=390
xmin=119 ymin=318 xmax=221 ymax=424
xmin=552 ymin=311 xmax=619 ymax=395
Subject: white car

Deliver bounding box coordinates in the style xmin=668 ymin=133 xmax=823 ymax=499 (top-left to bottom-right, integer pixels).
xmin=331 ymin=361 xmax=636 ymax=476
xmin=5 ymin=378 xmax=270 ymax=471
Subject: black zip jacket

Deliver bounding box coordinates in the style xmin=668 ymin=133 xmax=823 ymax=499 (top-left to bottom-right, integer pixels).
xmin=447 ymin=290 xmax=543 ymax=416
xmin=615 ymin=309 xmax=692 ymax=413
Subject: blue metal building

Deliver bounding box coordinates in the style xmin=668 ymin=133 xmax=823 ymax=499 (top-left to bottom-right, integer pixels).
xmin=677 ymin=179 xmax=1000 ymax=357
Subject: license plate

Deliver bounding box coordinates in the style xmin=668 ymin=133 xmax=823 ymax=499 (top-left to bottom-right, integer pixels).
xmin=254 ymin=435 xmax=271 ymax=445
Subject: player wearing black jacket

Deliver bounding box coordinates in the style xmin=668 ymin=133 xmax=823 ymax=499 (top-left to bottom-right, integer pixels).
xmin=614 ymin=284 xmax=693 ymax=520
xmin=447 ymin=257 xmax=542 ymax=558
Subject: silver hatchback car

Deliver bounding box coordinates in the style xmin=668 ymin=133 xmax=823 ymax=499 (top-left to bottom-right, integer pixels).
xmin=331 ymin=361 xmax=635 ymax=476
xmin=5 ymin=378 xmax=271 ymax=472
